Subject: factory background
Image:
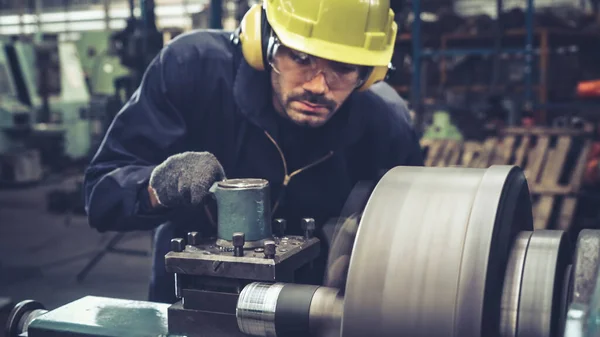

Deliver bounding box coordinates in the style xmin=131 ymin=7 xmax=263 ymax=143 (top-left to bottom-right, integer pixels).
xmin=1 ymin=0 xmax=600 ymax=335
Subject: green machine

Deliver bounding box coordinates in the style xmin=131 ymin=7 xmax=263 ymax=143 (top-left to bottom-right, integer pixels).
xmin=73 ymin=31 xmax=131 ymax=154
xmin=73 ymin=31 xmax=130 ymax=97
xmin=422 ymin=110 xmax=464 ymax=141
xmin=0 ymin=41 xmax=43 ymax=184
xmin=4 ymin=38 xmax=93 ymax=171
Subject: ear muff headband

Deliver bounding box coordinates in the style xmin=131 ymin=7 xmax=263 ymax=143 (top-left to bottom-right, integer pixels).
xmin=238 ymin=4 xmax=389 ymax=90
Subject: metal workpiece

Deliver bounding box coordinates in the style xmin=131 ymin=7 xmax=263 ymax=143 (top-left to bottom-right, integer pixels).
xmin=171 ymin=238 xmax=185 ymax=252
xmin=273 ymin=218 xmax=287 ymax=237
xmin=211 ymin=178 xmax=272 ymax=248
xmin=518 ymin=230 xmax=572 ymax=337
xmin=302 ymin=218 xmax=316 ymax=239
xmin=500 ymin=231 xmax=533 ymax=337
xmin=165 ymin=235 xmax=320 ymax=281
xmin=308 ymin=286 xmax=343 ymax=337
xmin=187 ymin=231 xmax=200 ymax=246
xmin=233 ymin=232 xmax=245 ymax=257
xmin=236 ymin=282 xmax=284 ymax=336
xmin=341 ymin=165 xmax=533 ymax=337
xmin=236 ymin=282 xmax=339 ymax=337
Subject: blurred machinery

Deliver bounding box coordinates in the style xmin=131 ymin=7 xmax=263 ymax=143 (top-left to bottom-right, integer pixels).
xmin=0 ymin=37 xmax=91 ymax=183
xmin=0 ymin=41 xmax=42 ymax=184
xmin=7 ymin=165 xmax=600 ymax=337
xmin=110 ymin=0 xmax=164 ymax=100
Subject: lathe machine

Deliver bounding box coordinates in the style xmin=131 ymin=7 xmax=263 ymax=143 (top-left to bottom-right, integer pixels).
xmin=6 ymin=165 xmax=600 ymax=337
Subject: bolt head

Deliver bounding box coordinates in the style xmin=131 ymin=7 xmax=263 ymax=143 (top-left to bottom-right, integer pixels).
xmin=264 ymin=240 xmax=276 ymax=257
xmin=171 ymin=238 xmax=185 ymax=252
xmin=301 ymin=218 xmax=316 ymax=231
xmin=187 ymin=232 xmax=199 ymax=245
xmin=232 ymin=232 xmax=245 ymax=247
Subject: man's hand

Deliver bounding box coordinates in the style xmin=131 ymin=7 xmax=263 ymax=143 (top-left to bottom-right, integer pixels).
xmin=324 ymin=213 xmax=360 ymax=290
xmin=148 ymin=152 xmax=226 ymax=208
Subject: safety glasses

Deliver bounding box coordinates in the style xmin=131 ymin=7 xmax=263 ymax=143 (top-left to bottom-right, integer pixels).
xmin=267 ymin=36 xmax=366 ymax=91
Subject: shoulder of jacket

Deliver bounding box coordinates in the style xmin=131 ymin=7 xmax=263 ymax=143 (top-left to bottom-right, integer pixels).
xmin=352 ymin=82 xmax=415 ymax=137
xmin=159 ymin=30 xmax=236 ymax=67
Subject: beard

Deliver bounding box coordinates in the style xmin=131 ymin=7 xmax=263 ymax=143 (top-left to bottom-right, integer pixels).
xmin=271 ymin=74 xmax=338 ymax=128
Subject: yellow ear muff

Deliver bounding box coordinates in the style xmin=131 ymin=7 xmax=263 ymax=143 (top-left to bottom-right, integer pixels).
xmin=239 ymin=4 xmax=265 ymax=71
xmin=357 ymin=65 xmax=389 ymax=91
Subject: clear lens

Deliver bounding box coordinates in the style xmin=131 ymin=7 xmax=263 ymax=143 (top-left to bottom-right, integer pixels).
xmin=270 ymin=43 xmax=362 ymax=90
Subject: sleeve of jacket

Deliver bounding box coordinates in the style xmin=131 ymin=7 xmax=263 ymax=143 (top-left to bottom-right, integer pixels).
xmin=84 ymin=42 xmax=199 ymax=232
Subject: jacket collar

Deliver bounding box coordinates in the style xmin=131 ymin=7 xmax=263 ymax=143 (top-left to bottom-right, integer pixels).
xmin=232 ymin=53 xmax=366 ymax=151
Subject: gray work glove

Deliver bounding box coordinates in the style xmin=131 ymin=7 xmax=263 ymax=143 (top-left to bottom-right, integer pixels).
xmin=324 ymin=213 xmax=360 ymax=290
xmin=148 ymin=151 xmax=226 ymax=208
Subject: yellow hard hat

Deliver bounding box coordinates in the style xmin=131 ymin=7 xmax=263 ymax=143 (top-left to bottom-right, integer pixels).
xmin=263 ymin=0 xmax=398 ymax=67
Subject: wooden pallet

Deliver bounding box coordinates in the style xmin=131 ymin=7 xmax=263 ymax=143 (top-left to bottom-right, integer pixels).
xmin=421 ymin=127 xmax=593 ymax=231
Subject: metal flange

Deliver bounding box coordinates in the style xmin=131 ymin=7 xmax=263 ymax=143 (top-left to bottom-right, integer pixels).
xmin=341 ymin=165 xmax=533 ymax=337
xmin=517 ymin=230 xmax=572 ymax=337
xmin=501 ymin=231 xmax=533 ymax=337
xmin=5 ymin=300 xmax=46 ymax=337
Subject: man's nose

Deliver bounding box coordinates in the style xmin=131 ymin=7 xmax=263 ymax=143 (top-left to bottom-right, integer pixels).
xmin=302 ymin=71 xmax=328 ymax=94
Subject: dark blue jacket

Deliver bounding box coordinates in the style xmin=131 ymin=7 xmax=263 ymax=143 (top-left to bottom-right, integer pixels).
xmin=83 ymin=30 xmax=424 ymax=304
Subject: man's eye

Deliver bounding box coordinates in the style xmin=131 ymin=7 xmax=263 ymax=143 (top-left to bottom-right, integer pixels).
xmin=332 ymin=63 xmax=359 ymax=74
xmin=290 ymin=52 xmax=311 ymax=65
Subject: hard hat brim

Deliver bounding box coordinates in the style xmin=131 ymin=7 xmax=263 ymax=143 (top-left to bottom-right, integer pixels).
xmin=270 ymin=22 xmax=398 ymax=67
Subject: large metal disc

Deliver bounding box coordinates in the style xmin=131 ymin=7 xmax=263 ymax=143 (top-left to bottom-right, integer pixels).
xmin=517 ymin=230 xmax=572 ymax=337
xmin=341 ymin=165 xmax=533 ymax=337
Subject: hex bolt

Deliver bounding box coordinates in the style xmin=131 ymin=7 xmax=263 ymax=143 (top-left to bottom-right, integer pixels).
xmin=233 ymin=232 xmax=245 ymax=257
xmin=171 ymin=238 xmax=185 ymax=252
xmin=273 ymin=218 xmax=287 ymax=237
xmin=187 ymin=231 xmax=199 ymax=246
xmin=302 ymin=218 xmax=316 ymax=239
xmin=264 ymin=240 xmax=276 ymax=259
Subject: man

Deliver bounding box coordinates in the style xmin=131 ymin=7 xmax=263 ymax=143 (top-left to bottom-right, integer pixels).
xmin=83 ymin=0 xmax=424 ymax=304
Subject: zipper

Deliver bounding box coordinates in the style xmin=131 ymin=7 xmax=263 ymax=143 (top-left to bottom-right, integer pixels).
xmin=264 ymin=130 xmax=334 ymax=215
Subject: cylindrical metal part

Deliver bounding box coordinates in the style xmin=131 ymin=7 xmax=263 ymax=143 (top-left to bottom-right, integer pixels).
xmin=517 ymin=230 xmax=572 ymax=337
xmin=233 ymin=232 xmax=245 ymax=257
xmin=302 ymin=218 xmax=315 ymax=239
xmin=309 ymin=287 xmax=343 ymax=337
xmin=187 ymin=231 xmax=199 ymax=246
xmin=171 ymin=238 xmax=184 ymax=252
xmin=342 ymin=165 xmax=533 ymax=337
xmin=500 ymin=231 xmax=532 ymax=337
xmin=264 ymin=240 xmax=276 ymax=259
xmin=236 ymin=282 xmax=284 ymax=336
xmin=273 ymin=218 xmax=287 ymax=237
xmin=236 ymin=282 xmax=340 ymax=337
xmin=212 ymin=178 xmax=272 ymax=248
xmin=6 ymin=300 xmax=47 ymax=337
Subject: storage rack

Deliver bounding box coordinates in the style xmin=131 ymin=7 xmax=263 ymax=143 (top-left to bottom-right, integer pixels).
xmin=409 ymin=0 xmax=537 ymax=122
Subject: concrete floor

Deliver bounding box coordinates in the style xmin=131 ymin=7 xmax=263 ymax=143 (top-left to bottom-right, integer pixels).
xmin=0 ymin=174 xmax=153 ymax=313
